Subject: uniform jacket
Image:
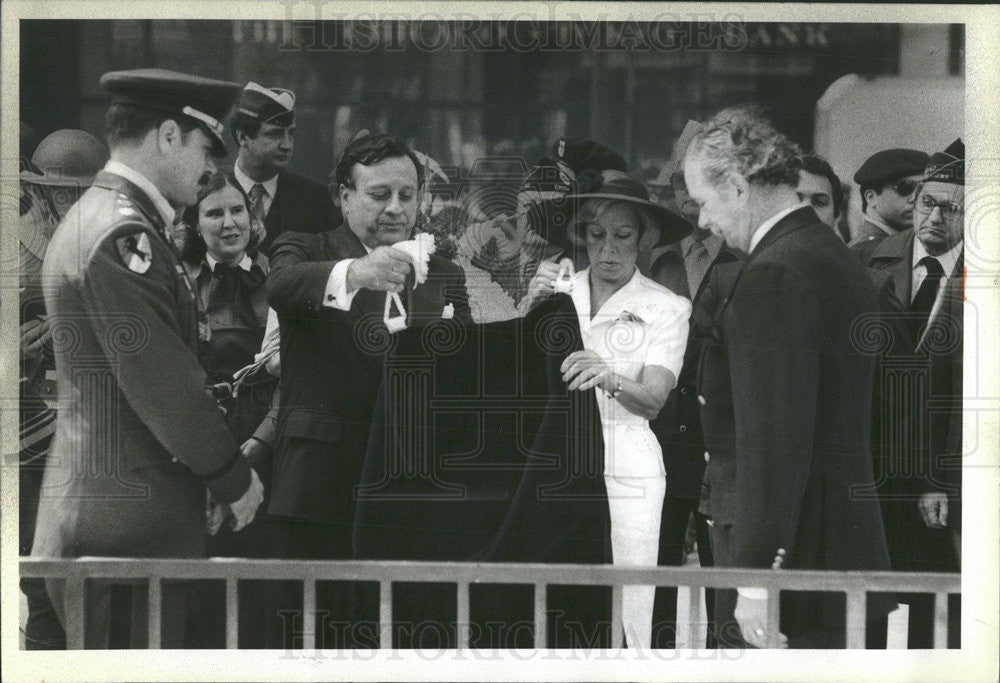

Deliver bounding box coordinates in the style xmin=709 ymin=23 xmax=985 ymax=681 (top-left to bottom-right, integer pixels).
xmin=697 ymin=206 xmax=893 ymax=634
xmin=255 ymin=170 xmax=340 ymax=256
xmin=649 ymin=243 xmax=740 ymax=501
xmin=265 ymin=226 xmax=472 ymax=523
xmin=32 ymin=171 xmax=250 ymax=560
xmin=849 ymin=217 xmax=894 ymax=247
xmin=852 ymin=229 xmax=963 ymax=569
xmin=19 ymin=185 xmax=60 ymax=555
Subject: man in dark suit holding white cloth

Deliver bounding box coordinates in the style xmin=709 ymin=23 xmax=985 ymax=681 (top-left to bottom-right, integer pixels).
xmin=684 ymin=108 xmax=894 ymax=648
xmin=265 ymin=133 xmax=471 ymax=647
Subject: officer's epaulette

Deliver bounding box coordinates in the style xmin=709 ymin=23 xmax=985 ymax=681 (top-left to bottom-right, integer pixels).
xmin=114 ymin=192 xmax=144 ymax=221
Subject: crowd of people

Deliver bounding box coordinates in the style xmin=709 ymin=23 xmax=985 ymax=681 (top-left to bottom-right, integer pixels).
xmin=19 ymin=67 xmax=963 ymax=651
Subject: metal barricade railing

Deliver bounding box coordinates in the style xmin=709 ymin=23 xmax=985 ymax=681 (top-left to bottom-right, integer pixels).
xmin=20 ymin=558 xmax=960 ymax=650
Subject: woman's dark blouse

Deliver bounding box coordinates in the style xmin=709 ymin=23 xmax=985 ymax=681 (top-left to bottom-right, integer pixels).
xmin=184 ymin=252 xmax=270 ymax=383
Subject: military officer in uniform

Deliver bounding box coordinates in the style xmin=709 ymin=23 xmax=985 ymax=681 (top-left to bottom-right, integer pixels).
xmin=32 ymin=68 xmax=264 ymax=649
xmin=851 ymin=148 xmax=929 ymax=245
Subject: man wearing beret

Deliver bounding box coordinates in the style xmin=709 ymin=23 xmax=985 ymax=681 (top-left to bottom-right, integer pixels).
xmin=231 ymin=81 xmax=340 ymax=256
xmin=32 ymin=68 xmax=264 ymax=648
xmin=851 ymin=148 xmax=929 ymax=245
xmin=853 ymin=139 xmax=964 ymax=648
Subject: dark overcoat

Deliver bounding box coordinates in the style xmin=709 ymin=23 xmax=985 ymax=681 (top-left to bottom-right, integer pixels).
xmin=852 ymin=229 xmax=963 ymax=571
xmin=698 ymin=206 xmax=895 ymax=640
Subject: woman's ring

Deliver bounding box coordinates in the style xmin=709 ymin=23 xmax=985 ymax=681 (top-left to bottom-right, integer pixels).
xmin=753 ymin=627 xmax=764 ymax=637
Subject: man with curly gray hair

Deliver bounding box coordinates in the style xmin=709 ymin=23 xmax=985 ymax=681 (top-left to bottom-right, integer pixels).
xmin=684 ymin=107 xmax=895 ymax=649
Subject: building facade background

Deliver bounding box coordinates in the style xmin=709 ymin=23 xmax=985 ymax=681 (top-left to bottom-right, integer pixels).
xmin=21 ymin=20 xmax=962 ymax=190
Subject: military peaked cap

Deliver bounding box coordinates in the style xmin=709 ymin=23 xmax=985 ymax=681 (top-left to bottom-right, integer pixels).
xmin=101 ymin=68 xmax=241 ymax=156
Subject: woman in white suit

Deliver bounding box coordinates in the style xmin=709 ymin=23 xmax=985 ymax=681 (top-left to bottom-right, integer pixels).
xmin=524 ymin=170 xmax=692 ymax=648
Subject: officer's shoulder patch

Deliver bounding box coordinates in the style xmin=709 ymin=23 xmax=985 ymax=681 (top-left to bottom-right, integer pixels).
xmin=115 ymin=231 xmax=153 ymax=274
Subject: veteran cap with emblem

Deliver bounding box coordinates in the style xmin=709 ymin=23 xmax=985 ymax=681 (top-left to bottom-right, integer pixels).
xmin=237 ymin=82 xmax=296 ymax=127
xmin=852 ymin=148 xmax=929 ymax=187
xmin=924 ymin=138 xmax=964 ymax=185
xmin=553 ymin=138 xmax=627 ymax=177
xmin=520 ymin=139 xmax=627 ymax=201
xmin=100 ymin=68 xmax=242 ymax=157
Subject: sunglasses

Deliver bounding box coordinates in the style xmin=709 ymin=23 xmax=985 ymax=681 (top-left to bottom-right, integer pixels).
xmin=669 ymin=172 xmax=687 ymax=192
xmin=889 ymin=179 xmax=918 ymax=197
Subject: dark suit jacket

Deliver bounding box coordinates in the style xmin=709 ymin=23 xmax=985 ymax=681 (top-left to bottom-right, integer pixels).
xmin=265 ymin=225 xmax=472 ymax=524
xmin=852 ymin=230 xmax=963 ymax=570
xmin=649 ymin=243 xmax=740 ymax=501
xmin=699 ymin=206 xmax=893 ymax=636
xmin=253 ymin=170 xmax=340 ymax=256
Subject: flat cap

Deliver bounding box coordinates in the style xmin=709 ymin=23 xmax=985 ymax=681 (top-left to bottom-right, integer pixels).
xmin=100 ymin=68 xmax=241 ymax=156
xmin=853 ymin=148 xmax=929 ymax=186
xmin=237 ymin=82 xmax=296 ymax=127
xmin=924 ymin=138 xmax=964 ymax=185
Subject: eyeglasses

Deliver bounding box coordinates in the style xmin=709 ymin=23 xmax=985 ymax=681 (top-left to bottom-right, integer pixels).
xmin=669 ymin=172 xmax=687 ymax=193
xmin=915 ymin=194 xmax=963 ymax=220
xmin=889 ymin=179 xmax=918 ymax=197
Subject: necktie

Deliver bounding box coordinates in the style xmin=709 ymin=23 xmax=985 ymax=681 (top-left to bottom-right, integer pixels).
xmin=248 ymin=183 xmax=267 ymax=223
xmin=685 ymin=239 xmax=711 ymax=298
xmin=910 ymin=256 xmax=944 ymax=341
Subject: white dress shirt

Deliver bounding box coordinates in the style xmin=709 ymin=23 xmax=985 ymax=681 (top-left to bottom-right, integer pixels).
xmin=749 ymin=202 xmax=809 ymax=254
xmin=911 ymin=237 xmax=962 ymax=303
xmin=322 ymin=242 xmax=373 ymax=311
xmin=234 ymin=160 xmax=278 ymax=218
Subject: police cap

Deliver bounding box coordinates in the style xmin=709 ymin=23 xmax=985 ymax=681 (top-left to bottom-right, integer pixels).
xmin=100 ymin=68 xmax=241 ymax=157
xmin=853 ymin=148 xmax=929 ymax=187
xmin=237 ymin=82 xmax=296 ymax=127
